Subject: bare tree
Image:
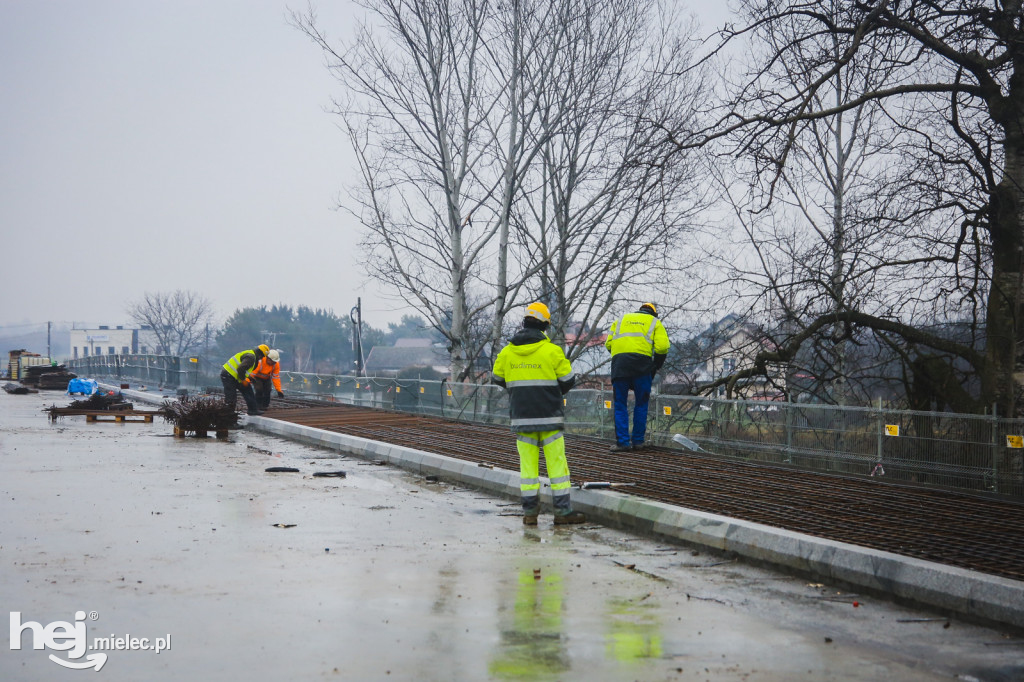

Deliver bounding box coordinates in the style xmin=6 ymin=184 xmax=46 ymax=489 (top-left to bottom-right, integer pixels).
xmin=513 ymin=0 xmax=712 ymax=364
xmin=707 ymin=1 xmax=906 ymax=405
xmin=295 ymin=0 xmax=557 ymax=381
xmin=126 ymin=290 xmax=216 ymax=356
xmin=296 ymin=0 xmax=712 ymax=382
xmin=680 ymin=0 xmax=1024 ymax=415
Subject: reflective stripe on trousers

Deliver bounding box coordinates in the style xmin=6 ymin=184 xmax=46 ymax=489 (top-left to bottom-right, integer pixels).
xmin=516 ymin=429 xmax=571 ymax=514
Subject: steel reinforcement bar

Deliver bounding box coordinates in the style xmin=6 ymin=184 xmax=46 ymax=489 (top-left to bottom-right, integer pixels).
xmin=264 ymin=399 xmax=1024 ymax=583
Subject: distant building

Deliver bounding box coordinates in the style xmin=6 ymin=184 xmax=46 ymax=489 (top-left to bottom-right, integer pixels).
xmin=69 ymin=325 xmax=161 ymax=359
xmin=564 ymin=325 xmax=610 ymax=387
xmin=665 ymin=314 xmax=778 ymax=397
xmin=364 ymin=337 xmax=491 ymax=379
xmin=364 ymin=338 xmax=450 ymax=377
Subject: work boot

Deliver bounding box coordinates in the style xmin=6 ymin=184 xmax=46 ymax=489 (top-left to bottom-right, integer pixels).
xmin=523 ymin=515 xmax=538 ymax=526
xmin=609 ymin=444 xmax=632 ymax=453
xmin=632 ymin=442 xmax=646 ymax=450
xmin=554 ymin=511 xmax=586 ymax=525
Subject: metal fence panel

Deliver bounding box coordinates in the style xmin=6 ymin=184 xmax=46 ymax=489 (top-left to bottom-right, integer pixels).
xmin=67 ymin=356 xmax=1024 ymax=498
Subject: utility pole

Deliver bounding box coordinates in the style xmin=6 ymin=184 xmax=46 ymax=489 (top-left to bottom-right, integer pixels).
xmin=350 ymin=298 xmax=364 ymax=376
xmin=47 ymin=321 xmax=51 ymax=362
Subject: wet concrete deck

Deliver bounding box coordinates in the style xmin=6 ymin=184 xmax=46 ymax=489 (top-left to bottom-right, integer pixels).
xmin=2 ymin=390 xmax=1022 ymax=681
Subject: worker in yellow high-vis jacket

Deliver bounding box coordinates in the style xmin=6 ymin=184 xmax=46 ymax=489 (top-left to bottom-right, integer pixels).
xmin=220 ymin=345 xmax=267 ymax=416
xmin=605 ymin=303 xmax=670 ymax=451
xmin=492 ymin=302 xmax=586 ymax=526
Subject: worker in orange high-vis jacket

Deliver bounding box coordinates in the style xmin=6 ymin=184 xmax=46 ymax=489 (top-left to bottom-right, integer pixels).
xmin=250 ymin=348 xmax=284 ymax=410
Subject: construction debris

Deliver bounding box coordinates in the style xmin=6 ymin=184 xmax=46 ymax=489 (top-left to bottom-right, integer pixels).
xmin=20 ymin=365 xmax=77 ymax=390
xmin=45 ymin=392 xmax=143 ymax=422
xmin=578 ymin=481 xmax=636 ymax=490
xmin=68 ymin=392 xmax=134 ymax=411
xmin=3 ymin=382 xmax=37 ymax=395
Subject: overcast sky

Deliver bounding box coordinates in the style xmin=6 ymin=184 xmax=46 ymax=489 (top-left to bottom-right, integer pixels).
xmin=0 ymin=0 xmax=733 ymax=333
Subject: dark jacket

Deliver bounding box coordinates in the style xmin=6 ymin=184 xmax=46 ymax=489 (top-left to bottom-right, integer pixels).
xmin=491 ymin=328 xmax=576 ymax=432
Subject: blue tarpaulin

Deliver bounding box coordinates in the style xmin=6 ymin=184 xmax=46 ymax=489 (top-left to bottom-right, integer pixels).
xmin=67 ymin=378 xmax=99 ymax=396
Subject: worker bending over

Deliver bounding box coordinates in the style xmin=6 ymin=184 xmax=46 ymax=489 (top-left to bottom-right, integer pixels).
xmin=220 ymin=344 xmax=266 ymax=416
xmin=250 ymin=348 xmax=284 ymax=410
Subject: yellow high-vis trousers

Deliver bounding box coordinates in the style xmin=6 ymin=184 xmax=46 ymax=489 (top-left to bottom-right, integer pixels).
xmin=516 ymin=430 xmax=572 ymax=515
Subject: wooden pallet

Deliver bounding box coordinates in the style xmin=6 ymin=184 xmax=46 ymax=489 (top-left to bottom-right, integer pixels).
xmin=86 ymin=412 xmax=155 ymax=423
xmin=48 ymin=408 xmax=163 ymax=424
xmin=173 ymin=426 xmax=230 ymax=439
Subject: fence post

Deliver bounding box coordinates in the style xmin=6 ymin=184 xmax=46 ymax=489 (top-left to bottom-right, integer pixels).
xmin=875 ymin=397 xmax=884 ymax=466
xmin=784 ymin=398 xmax=793 ymax=464
xmin=991 ymin=403 xmax=1000 ymax=494
xmin=600 ymin=390 xmax=608 ymax=441
xmin=167 ymin=356 xmax=180 ymax=389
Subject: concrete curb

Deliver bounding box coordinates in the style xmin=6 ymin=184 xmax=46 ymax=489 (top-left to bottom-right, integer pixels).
xmin=108 ymin=387 xmax=1024 ymax=630
xmin=251 ymin=418 xmax=1024 ymax=630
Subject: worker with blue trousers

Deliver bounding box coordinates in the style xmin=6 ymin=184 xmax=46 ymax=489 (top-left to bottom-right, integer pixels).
xmin=605 ymin=303 xmax=670 ymax=452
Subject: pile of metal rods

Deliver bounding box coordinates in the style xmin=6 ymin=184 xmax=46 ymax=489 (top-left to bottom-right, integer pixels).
xmin=161 ymin=396 xmax=239 ymax=433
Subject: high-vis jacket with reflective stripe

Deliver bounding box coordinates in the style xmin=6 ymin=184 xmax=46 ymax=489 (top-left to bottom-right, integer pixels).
xmin=250 ymin=357 xmax=282 ymax=391
xmin=222 ymin=349 xmax=258 ymax=383
xmin=605 ymin=312 xmax=670 ymax=379
xmin=492 ymin=327 xmax=576 ymax=432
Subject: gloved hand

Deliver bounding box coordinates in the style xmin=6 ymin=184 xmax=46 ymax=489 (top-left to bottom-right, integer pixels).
xmin=277 ymin=390 xmax=285 ymax=398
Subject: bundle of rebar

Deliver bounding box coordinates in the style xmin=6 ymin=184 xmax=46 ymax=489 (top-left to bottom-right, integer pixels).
xmin=161 ymin=396 xmax=240 ymax=432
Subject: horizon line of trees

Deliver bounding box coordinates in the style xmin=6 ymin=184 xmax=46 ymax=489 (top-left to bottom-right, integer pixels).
xmin=49 ymin=285 xmax=989 ymax=411
xmin=123 ymin=290 xmax=445 ymax=375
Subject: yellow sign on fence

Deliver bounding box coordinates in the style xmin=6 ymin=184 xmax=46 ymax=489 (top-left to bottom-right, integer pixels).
xmin=885 ymin=424 xmax=900 ymax=437
xmin=420 ymin=387 xmax=425 ymax=394
xmin=604 ymin=400 xmax=612 ymax=409
xmin=396 ymin=387 xmax=401 ymax=393
xmin=447 ymin=389 xmax=453 ymax=397
xmin=663 ymin=406 xmax=672 ymax=416
xmin=1007 ymin=435 xmax=1024 ymax=449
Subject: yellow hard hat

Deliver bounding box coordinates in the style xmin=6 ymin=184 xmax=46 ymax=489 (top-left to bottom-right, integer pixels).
xmin=640 ymin=302 xmax=658 ymax=316
xmin=525 ymin=301 xmax=551 ymax=322
xmin=257 ymin=344 xmax=270 ymax=354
